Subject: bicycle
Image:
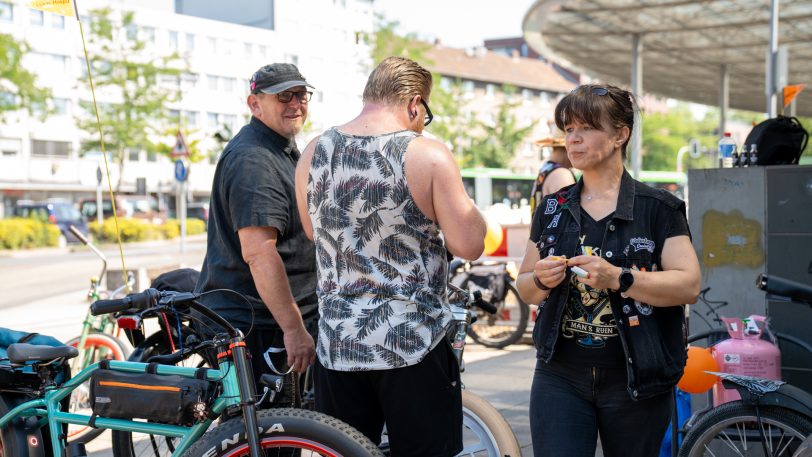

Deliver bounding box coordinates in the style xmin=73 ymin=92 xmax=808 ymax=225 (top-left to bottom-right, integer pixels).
xmin=677 ymin=274 xmax=812 ymax=457
xmin=63 ymin=225 xmax=133 ymax=444
xmin=446 ymin=282 xmax=523 ymax=457
xmin=449 ymin=259 xmax=529 ymax=349
xmin=118 ymin=278 xmax=522 ymax=457
xmin=0 ymin=288 xmax=383 ymax=457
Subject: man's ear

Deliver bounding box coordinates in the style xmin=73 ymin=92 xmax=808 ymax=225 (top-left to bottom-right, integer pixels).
xmin=247 ymin=94 xmax=260 ymax=115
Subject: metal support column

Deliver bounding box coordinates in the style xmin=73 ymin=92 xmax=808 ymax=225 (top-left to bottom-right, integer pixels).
xmin=719 ymin=64 xmax=729 ymax=139
xmin=767 ymin=0 xmax=779 ymax=117
xmin=630 ymin=33 xmax=643 ymax=179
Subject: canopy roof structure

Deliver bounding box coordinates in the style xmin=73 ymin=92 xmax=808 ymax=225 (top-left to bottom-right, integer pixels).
xmin=522 ymin=0 xmax=812 ymax=116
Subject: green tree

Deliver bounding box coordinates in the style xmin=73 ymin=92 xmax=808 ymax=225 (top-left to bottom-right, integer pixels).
xmin=640 ymin=105 xmax=717 ymax=171
xmin=0 ymin=33 xmax=51 ymax=121
xmin=465 ymin=86 xmax=535 ymax=168
xmin=77 ymin=8 xmax=184 ymax=189
xmin=364 ymin=15 xmax=432 ymax=67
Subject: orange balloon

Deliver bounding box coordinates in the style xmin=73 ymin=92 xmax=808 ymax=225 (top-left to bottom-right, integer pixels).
xmin=678 ymin=346 xmax=720 ymax=394
xmin=483 ymin=219 xmax=504 ymax=256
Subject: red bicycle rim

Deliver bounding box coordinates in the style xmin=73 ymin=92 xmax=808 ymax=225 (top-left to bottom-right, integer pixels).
xmin=223 ymin=437 xmax=340 ymax=457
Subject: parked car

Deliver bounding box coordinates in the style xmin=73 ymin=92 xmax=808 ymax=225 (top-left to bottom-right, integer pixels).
xmin=79 ymin=195 xmax=166 ymax=224
xmin=13 ymin=201 xmax=89 ymax=244
xmin=186 ymin=202 xmax=209 ymax=226
xmin=170 ymin=202 xmax=209 ymax=228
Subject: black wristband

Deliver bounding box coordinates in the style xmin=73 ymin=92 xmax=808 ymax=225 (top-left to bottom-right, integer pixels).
xmin=533 ymin=274 xmax=552 ymax=291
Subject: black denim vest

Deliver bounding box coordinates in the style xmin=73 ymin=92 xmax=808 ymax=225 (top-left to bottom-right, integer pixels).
xmin=531 ymin=170 xmax=689 ymax=401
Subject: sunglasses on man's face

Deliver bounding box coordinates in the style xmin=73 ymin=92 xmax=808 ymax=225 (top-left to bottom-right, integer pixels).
xmin=276 ymin=90 xmax=313 ymax=104
xmin=572 ymin=86 xmax=609 ymax=96
xmin=420 ymin=99 xmax=433 ymax=126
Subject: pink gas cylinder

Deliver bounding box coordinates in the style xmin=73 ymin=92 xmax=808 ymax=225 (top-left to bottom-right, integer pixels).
xmin=711 ymin=315 xmax=781 ymax=406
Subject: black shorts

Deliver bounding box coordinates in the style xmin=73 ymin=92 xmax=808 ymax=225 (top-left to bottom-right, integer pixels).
xmin=314 ymin=341 xmax=463 ymax=457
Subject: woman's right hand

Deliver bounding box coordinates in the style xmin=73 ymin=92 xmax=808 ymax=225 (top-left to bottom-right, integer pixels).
xmin=534 ymin=255 xmax=568 ymax=290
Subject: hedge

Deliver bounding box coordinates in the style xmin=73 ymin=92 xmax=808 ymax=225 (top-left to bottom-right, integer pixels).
xmin=89 ymin=218 xmax=206 ymax=243
xmin=0 ymin=218 xmax=61 ymax=249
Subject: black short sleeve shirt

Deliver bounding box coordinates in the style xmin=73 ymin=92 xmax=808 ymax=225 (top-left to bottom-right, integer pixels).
xmin=195 ymin=117 xmax=317 ymax=329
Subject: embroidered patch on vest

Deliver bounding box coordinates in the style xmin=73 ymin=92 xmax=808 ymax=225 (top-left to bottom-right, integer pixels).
xmin=629 ymin=237 xmax=655 ymax=253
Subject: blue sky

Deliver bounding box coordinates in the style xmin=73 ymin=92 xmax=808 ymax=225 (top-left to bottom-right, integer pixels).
xmin=373 ymin=0 xmax=537 ymax=48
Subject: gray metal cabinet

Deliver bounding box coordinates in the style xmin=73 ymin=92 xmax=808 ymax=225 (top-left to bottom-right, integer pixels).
xmin=688 ymin=165 xmax=812 ymax=391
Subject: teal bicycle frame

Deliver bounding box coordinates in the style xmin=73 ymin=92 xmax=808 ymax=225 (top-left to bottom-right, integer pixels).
xmin=0 ymin=358 xmax=240 ymax=456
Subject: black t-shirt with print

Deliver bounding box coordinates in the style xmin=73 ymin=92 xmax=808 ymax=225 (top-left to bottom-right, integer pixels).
xmin=552 ymin=209 xmax=626 ymax=368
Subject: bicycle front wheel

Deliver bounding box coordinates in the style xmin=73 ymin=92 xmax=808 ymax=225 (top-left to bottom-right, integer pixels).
xmin=467 ymin=283 xmax=529 ymax=349
xmin=181 ymin=408 xmax=384 ymax=457
xmin=65 ymin=332 xmax=131 ymax=445
xmin=459 ymin=390 xmax=521 ymax=457
xmin=678 ymin=402 xmax=812 ymax=457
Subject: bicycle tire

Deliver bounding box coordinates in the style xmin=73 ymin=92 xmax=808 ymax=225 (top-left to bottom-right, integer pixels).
xmin=678 ymin=402 xmax=812 ymax=457
xmin=112 ymin=326 xmax=207 ymax=457
xmin=65 ymin=332 xmax=131 ymax=445
xmin=467 ymin=283 xmax=529 ymax=349
xmin=459 ymin=390 xmax=521 ymax=457
xmin=181 ymin=408 xmax=384 ymax=457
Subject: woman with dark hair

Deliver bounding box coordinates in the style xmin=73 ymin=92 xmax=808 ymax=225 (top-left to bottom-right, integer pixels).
xmin=515 ymin=84 xmax=701 ymax=457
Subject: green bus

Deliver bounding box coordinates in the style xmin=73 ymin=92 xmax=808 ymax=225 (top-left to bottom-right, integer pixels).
xmin=460 ymin=168 xmax=687 ymax=208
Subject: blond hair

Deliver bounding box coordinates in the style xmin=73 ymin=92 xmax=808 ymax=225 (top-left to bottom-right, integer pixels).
xmin=362 ymin=56 xmax=432 ymax=105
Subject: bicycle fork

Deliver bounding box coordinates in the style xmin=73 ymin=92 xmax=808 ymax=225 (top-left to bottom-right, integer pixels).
xmin=228 ymin=338 xmax=263 ymax=456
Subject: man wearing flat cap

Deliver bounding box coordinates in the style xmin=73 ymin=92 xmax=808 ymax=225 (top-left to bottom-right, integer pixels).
xmin=196 ymin=63 xmax=318 ymax=392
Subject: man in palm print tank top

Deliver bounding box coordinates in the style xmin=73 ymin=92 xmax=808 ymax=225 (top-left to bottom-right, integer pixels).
xmin=294 ymin=56 xmax=486 ymax=457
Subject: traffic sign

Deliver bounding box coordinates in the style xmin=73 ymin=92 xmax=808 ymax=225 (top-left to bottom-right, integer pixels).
xmin=171 ymin=130 xmax=189 ymax=158
xmin=174 ymin=159 xmax=189 ymax=182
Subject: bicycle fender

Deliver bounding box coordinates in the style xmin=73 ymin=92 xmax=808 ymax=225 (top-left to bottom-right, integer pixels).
xmin=735 ymin=383 xmax=812 ymax=419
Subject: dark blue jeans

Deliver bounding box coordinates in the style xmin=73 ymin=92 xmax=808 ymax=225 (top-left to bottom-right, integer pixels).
xmin=529 ymin=358 xmax=672 ymax=457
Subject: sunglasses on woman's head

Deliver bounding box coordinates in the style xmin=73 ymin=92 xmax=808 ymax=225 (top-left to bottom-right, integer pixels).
xmin=572 ymin=86 xmax=609 ymax=96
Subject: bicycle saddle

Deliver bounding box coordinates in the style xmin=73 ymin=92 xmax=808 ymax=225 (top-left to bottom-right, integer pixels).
xmin=6 ymin=343 xmax=79 ymax=364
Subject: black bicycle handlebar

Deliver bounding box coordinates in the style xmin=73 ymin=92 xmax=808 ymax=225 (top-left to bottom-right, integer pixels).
xmin=757 ymin=274 xmax=812 ymax=304
xmin=472 ymin=290 xmax=498 ymax=314
xmin=91 ymin=288 xmax=160 ymax=315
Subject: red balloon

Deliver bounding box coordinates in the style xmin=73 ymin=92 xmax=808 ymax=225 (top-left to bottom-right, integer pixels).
xmin=678 ymin=346 xmax=720 ymax=394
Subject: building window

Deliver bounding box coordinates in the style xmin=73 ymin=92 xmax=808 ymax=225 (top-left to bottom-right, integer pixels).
xmin=168 ymin=109 xmax=180 ymax=120
xmin=52 ymin=98 xmax=69 ymax=116
xmin=141 ymin=26 xmax=155 ymax=43
xmin=146 ymin=151 xmax=157 ymax=162
xmin=168 ymin=31 xmax=178 ymax=50
xmin=207 ymin=75 xmax=218 ymax=91
xmin=0 ymin=138 xmax=21 ymax=157
xmin=127 ymin=148 xmax=140 ymax=161
xmin=258 ymin=45 xmax=267 ymax=57
xmin=223 ymin=114 xmax=236 ymax=130
xmin=185 ymin=110 xmax=199 ymax=127
xmin=244 ymin=43 xmax=252 ymax=57
xmin=31 ymin=140 xmax=71 ymax=158
xmin=126 ymin=23 xmax=137 ymax=40
xmin=207 ymin=112 xmax=219 ymax=128
xmin=440 ymin=77 xmax=452 ymax=91
xmin=284 ymin=54 xmax=298 ymax=66
xmin=0 ymin=2 xmax=12 ymax=22
xmin=181 ymin=73 xmax=198 ymax=90
xmin=49 ymin=13 xmax=64 ymax=29
xmin=522 ymin=88 xmax=533 ymax=102
xmin=29 ymin=9 xmax=43 ymax=26
xmin=222 ymin=77 xmax=236 ymax=92
xmin=486 ymin=84 xmax=495 ymax=98
xmin=185 ymin=33 xmax=195 ymax=51
xmin=207 ymin=36 xmax=217 ymax=54
xmin=540 ymin=91 xmax=550 ymax=105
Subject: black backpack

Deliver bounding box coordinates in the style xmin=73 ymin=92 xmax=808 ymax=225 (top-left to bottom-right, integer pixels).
xmin=744 ymin=116 xmax=809 ymax=166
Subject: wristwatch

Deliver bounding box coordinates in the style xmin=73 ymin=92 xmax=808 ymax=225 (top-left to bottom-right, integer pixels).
xmin=618 ymin=267 xmax=634 ymax=295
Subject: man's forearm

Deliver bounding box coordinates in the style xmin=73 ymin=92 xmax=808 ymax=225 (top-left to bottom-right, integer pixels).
xmin=248 ymin=247 xmax=306 ymax=332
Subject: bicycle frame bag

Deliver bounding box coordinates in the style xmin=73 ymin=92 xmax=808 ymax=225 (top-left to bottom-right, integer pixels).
xmin=89 ymin=369 xmax=215 ymax=425
xmin=465 ymin=264 xmax=507 ymax=302
xmin=744 ymin=115 xmax=809 ymax=165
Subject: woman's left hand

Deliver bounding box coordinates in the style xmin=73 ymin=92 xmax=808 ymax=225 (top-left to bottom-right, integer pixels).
xmin=566 ymin=255 xmax=622 ymax=291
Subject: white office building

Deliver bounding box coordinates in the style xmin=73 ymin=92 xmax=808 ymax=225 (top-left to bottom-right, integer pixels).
xmin=0 ymin=0 xmax=375 ymax=216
